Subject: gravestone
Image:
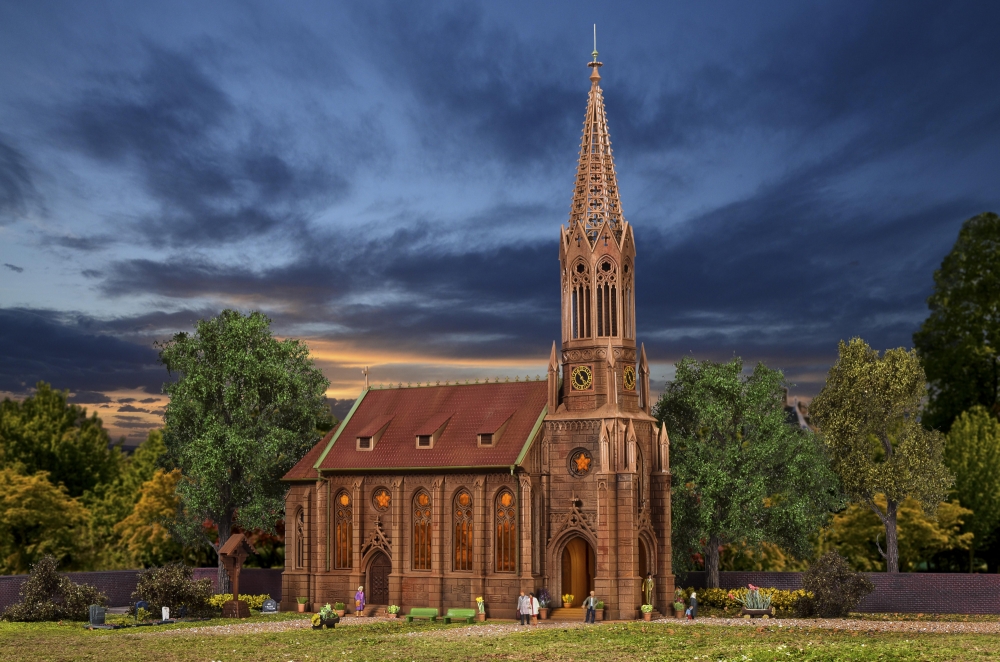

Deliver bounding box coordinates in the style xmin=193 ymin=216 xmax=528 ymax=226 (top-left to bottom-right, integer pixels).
xmin=88 ymin=605 xmax=106 ymax=625
xmin=262 ymin=598 xmax=278 ymax=614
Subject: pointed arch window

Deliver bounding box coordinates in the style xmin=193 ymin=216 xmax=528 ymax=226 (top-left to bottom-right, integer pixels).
xmin=494 ymin=489 xmax=518 ymax=573
xmin=453 ymin=490 xmax=474 ymax=571
xmin=596 ymin=259 xmax=618 ymax=337
xmin=623 ymin=261 xmax=634 ymax=340
xmin=294 ymin=508 xmax=306 ymax=569
xmin=412 ymin=491 xmax=432 ymax=570
xmin=334 ymin=491 xmax=352 ymax=569
xmin=570 ymin=262 xmax=591 ymax=339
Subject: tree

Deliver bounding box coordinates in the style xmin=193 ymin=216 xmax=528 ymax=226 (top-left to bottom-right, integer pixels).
xmin=810 ymin=338 xmax=953 ymax=572
xmin=0 ymin=469 xmax=90 ymax=574
xmin=655 ymin=357 xmax=842 ymax=588
xmin=0 ymin=382 xmax=123 ymax=498
xmin=944 ymin=406 xmax=1000 ymax=571
xmin=87 ymin=429 xmax=169 ymax=568
xmin=820 ymin=496 xmax=973 ymax=571
xmin=914 ymin=212 xmax=1000 ymax=432
xmin=114 ymin=469 xmax=185 ymax=567
xmin=158 ymin=309 xmax=329 ymax=591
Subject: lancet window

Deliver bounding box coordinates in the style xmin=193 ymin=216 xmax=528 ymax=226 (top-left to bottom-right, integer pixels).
xmin=570 ymin=262 xmax=592 ymax=339
xmin=596 ymin=259 xmax=618 ymax=337
xmin=334 ymin=491 xmax=352 ymax=569
xmin=453 ymin=490 xmax=474 ymax=571
xmin=294 ymin=508 xmax=305 ymax=569
xmin=494 ymin=489 xmax=517 ymax=572
xmin=623 ymin=261 xmax=634 ymax=339
xmin=412 ymin=491 xmax=432 ymax=570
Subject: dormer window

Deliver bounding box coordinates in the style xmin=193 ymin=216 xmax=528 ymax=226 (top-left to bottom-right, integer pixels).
xmin=414 ymin=413 xmax=452 ymax=450
xmin=477 ymin=410 xmax=514 ymax=448
xmin=356 ymin=415 xmax=392 ymax=451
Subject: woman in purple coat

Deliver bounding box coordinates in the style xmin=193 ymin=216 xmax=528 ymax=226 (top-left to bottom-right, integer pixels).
xmin=355 ymin=586 xmax=366 ymax=615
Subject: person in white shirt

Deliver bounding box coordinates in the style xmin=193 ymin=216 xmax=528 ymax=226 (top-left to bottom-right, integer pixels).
xmin=530 ymin=592 xmax=540 ymax=624
xmin=583 ymin=591 xmax=598 ymax=623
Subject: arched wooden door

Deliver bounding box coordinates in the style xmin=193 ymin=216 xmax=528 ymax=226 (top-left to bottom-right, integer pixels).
xmin=368 ymin=552 xmax=391 ymax=605
xmin=561 ymin=537 xmax=595 ymax=607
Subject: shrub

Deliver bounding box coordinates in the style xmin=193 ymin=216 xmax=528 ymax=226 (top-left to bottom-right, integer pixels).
xmin=795 ymin=551 xmax=874 ymax=618
xmin=536 ymin=588 xmax=552 ymax=608
xmin=131 ymin=564 xmax=212 ymax=616
xmin=207 ymin=593 xmax=270 ymax=610
xmin=1 ymin=556 xmax=107 ymax=622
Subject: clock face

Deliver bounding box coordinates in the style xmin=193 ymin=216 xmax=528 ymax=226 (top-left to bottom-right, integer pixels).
xmin=623 ymin=365 xmax=637 ymax=391
xmin=570 ymin=365 xmax=593 ymax=391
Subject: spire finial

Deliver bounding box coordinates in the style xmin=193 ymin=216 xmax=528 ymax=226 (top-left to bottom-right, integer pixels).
xmin=592 ymin=24 xmax=598 ymax=62
xmin=588 ymin=25 xmax=602 ymax=82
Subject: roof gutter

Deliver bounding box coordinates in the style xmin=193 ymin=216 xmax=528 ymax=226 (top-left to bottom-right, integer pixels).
xmin=512 ymin=405 xmax=547 ymax=474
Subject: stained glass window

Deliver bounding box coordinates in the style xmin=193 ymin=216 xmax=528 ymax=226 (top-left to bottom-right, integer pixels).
xmin=453 ymin=490 xmax=473 ymax=571
xmin=413 ymin=491 xmax=432 ymax=570
xmin=334 ymin=491 xmax=352 ymax=569
xmin=494 ymin=489 xmax=517 ymax=572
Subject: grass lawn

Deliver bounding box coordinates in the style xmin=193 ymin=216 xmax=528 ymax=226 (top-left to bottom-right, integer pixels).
xmin=1 ymin=616 xmax=997 ymax=661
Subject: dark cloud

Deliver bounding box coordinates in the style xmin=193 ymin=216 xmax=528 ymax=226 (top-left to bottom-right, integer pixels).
xmin=118 ymin=404 xmax=151 ymax=413
xmin=81 ymin=269 xmax=103 ymax=278
xmin=67 ymin=390 xmax=112 ymax=404
xmin=0 ymin=137 xmax=37 ymax=225
xmin=0 ymin=308 xmax=163 ymax=395
xmin=40 ymin=234 xmax=110 ymax=251
xmin=117 ymin=397 xmax=136 ymax=403
xmin=60 ymin=46 xmax=357 ymax=248
xmin=138 ymin=397 xmax=158 ymax=404
xmin=3 ymin=263 xmax=23 ymax=273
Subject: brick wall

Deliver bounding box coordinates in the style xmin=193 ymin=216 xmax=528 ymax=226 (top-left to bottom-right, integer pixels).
xmin=0 ymin=568 xmax=283 ymax=612
xmin=679 ymin=571 xmax=1000 ymax=614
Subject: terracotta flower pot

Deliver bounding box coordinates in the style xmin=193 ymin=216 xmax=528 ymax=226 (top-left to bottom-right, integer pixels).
xmin=476 ymin=613 xmax=486 ymax=622
xmin=538 ymin=608 xmax=549 ymax=620
xmin=643 ymin=612 xmax=652 ymax=621
xmin=386 ymin=613 xmax=397 ymax=619
xmin=336 ymin=610 xmax=345 ymax=618
xmin=563 ymin=602 xmax=572 ymax=609
xmin=297 ymin=603 xmax=306 ymax=613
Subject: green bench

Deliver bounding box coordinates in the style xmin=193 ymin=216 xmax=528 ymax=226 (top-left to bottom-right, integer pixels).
xmin=443 ymin=608 xmax=477 ymax=625
xmin=405 ymin=607 xmax=439 ymax=623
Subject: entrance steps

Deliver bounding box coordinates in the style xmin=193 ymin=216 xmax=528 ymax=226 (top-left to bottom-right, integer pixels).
xmin=546 ymin=607 xmax=665 ymax=622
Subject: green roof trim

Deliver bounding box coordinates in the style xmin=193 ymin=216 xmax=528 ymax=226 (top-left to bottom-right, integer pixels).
xmin=514 ymin=405 xmax=547 ymax=467
xmin=314 ymin=388 xmax=369 ymax=471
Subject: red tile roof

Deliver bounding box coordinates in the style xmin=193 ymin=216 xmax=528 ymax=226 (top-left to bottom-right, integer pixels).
xmin=283 ymin=380 xmax=547 ymax=477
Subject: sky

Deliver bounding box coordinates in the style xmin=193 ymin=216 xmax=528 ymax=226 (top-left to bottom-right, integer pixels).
xmin=1 ymin=1 xmax=998 ymax=444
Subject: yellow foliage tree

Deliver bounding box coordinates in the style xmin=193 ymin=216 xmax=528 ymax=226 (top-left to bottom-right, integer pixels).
xmin=114 ymin=469 xmax=184 ymax=567
xmin=820 ymin=495 xmax=973 ymax=572
xmin=0 ymin=468 xmax=90 ymax=573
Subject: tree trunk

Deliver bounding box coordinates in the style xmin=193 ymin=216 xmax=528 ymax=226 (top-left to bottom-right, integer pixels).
xmin=884 ymin=500 xmax=899 ymax=573
xmin=704 ymin=535 xmax=721 ymax=588
xmin=970 ymin=545 xmax=976 ymax=574
xmin=217 ymin=515 xmax=232 ymax=594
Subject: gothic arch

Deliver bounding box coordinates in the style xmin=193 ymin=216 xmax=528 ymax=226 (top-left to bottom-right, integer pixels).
xmin=569 ymin=259 xmax=592 ymax=339
xmin=293 ymin=507 xmax=306 ymax=570
xmin=550 ymin=530 xmax=597 ymax=608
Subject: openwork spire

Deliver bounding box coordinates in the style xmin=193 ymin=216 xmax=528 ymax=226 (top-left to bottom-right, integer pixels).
xmin=568 ymin=57 xmax=625 ymax=245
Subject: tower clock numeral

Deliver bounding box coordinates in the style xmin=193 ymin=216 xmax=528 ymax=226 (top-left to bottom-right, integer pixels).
xmin=571 ymin=365 xmax=593 ymax=391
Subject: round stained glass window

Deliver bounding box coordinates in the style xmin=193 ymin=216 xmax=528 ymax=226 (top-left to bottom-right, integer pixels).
xmin=372 ymin=488 xmax=391 ymax=511
xmin=568 ymin=448 xmax=593 ymax=477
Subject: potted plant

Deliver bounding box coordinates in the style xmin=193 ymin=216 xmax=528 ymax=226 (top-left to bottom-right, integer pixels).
xmin=641 ymin=604 xmax=653 ymax=621
xmin=312 ymin=604 xmax=340 ymax=630
xmin=595 ymin=600 xmax=605 ymax=621
xmin=735 ymin=585 xmax=774 ymax=619
xmin=334 ymin=602 xmax=346 ymax=618
xmin=537 ymin=589 xmax=551 ymax=620
xmin=475 ymin=596 xmax=486 ymax=621
xmin=386 ymin=605 xmax=400 ymax=619
xmin=296 ymin=597 xmax=308 ymax=613
xmin=562 ymin=594 xmax=574 ymax=609
xmin=673 ymin=600 xmax=685 ymax=618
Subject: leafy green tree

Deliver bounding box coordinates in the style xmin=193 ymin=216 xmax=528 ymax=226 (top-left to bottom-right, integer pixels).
xmin=820 ymin=495 xmax=972 ymax=571
xmin=0 ymin=383 xmax=123 ymax=497
xmin=0 ymin=469 xmax=91 ymax=573
xmin=810 ymin=338 xmax=953 ymax=572
xmin=87 ymin=429 xmax=169 ymax=568
xmin=914 ymin=212 xmax=1000 ymax=431
xmin=655 ymin=357 xmax=842 ymax=588
xmin=158 ymin=310 xmax=329 ymax=590
xmin=115 ymin=469 xmax=185 ymax=567
xmin=944 ymin=406 xmax=1000 ymax=571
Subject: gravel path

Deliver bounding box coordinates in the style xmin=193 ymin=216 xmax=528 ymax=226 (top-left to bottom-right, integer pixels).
xmin=135 ymin=615 xmax=1000 ymax=638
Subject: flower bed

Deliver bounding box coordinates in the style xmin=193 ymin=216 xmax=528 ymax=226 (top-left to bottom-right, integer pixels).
xmin=675 ymin=587 xmax=811 ymax=618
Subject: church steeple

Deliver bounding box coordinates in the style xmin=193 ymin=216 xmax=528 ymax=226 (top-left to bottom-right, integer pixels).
xmin=557 ymin=53 xmax=638 ymax=414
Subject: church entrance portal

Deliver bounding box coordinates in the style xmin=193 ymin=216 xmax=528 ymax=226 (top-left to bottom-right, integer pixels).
xmin=561 ymin=537 xmax=595 ymax=608
xmin=368 ymin=552 xmax=391 ymax=605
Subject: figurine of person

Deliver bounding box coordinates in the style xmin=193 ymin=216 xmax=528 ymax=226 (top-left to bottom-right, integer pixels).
xmin=642 ymin=573 xmax=655 ymax=607
xmin=689 ymin=590 xmax=698 ymax=619
xmin=355 ymin=585 xmax=366 ymax=616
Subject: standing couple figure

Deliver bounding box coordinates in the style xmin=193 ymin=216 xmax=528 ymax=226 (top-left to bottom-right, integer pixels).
xmin=517 ymin=591 xmax=539 ymax=625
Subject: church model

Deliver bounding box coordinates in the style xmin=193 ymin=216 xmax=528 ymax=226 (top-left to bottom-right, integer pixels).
xmin=281 ymin=52 xmax=673 ymax=620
